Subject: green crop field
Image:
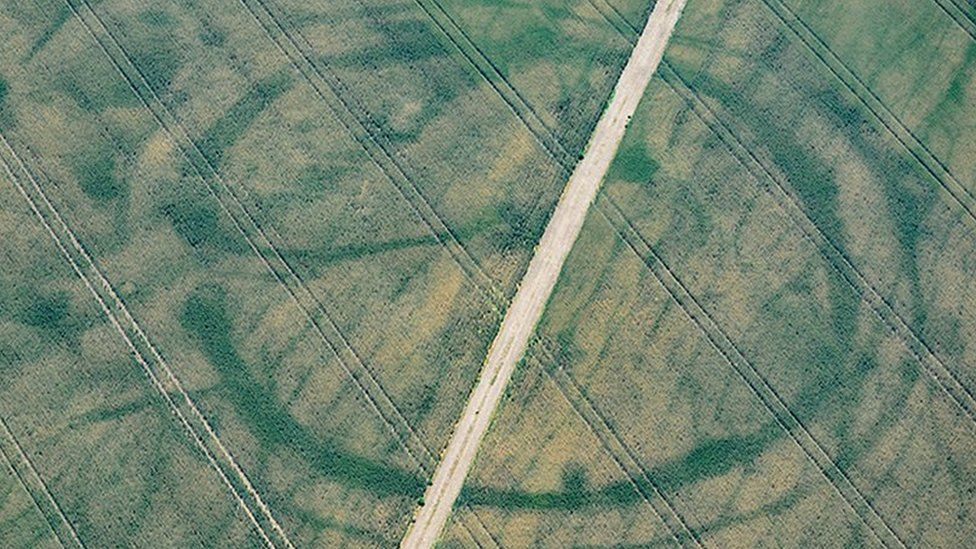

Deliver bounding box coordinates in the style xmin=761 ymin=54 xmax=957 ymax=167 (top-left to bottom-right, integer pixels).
xmin=439 ymin=0 xmax=976 ymax=546
xmin=2 ymin=0 xmax=975 ymax=546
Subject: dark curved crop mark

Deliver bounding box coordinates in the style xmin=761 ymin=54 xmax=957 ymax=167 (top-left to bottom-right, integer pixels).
xmin=180 ymin=283 xmax=426 ymax=497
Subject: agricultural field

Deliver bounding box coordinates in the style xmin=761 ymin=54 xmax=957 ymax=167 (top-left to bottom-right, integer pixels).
xmin=1 ymin=0 xmax=975 ymax=546
xmin=0 ymin=0 xmax=636 ymax=546
xmin=440 ymin=0 xmax=976 ymax=546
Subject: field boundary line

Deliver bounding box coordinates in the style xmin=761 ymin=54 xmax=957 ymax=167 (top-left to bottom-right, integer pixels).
xmin=657 ymin=62 xmax=976 ymax=425
xmin=0 ymin=406 xmax=83 ymax=549
xmin=0 ymin=136 xmax=278 ymax=548
xmin=239 ymin=0 xmax=505 ymax=305
xmin=760 ymin=0 xmax=976 ymax=225
xmin=401 ymin=2 xmax=690 ymax=546
xmin=598 ymin=196 xmax=906 ymax=548
xmin=62 ymin=0 xmax=491 ymax=544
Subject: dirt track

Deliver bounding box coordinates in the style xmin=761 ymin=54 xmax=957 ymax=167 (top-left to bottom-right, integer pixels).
xmin=400 ymin=1 xmax=688 ymax=546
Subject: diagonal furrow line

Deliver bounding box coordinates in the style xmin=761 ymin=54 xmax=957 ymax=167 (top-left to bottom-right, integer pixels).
xmin=536 ymin=355 xmax=701 ymax=548
xmin=658 ymin=63 xmax=976 ymax=425
xmin=465 ymin=510 xmax=501 ymax=549
xmin=0 ymin=437 xmax=67 ymax=549
xmin=0 ymin=408 xmax=83 ymax=549
xmin=0 ymin=138 xmax=277 ymax=549
xmin=598 ymin=196 xmax=907 ymax=548
xmin=952 ymin=0 xmax=976 ymax=27
xmin=761 ymin=0 xmax=976 ymax=224
xmin=0 ymin=437 xmax=66 ymax=549
xmin=586 ymin=0 xmax=645 ymax=37
xmin=240 ymin=0 xmax=504 ymax=306
xmin=390 ymin=0 xmax=579 ymax=258
xmin=933 ymin=0 xmax=976 ymax=42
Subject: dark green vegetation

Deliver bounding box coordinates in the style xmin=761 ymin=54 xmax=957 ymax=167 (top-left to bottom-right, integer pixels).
xmin=180 ymin=283 xmax=425 ymax=498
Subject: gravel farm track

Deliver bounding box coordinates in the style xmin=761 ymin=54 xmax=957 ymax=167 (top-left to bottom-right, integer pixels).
xmin=400 ymin=1 xmax=688 ymax=546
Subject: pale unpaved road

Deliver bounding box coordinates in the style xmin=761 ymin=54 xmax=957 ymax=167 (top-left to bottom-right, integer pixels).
xmin=400 ymin=1 xmax=687 ymax=546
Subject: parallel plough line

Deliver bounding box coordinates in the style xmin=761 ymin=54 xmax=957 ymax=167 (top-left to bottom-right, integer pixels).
xmin=0 ymin=440 xmax=64 ymax=548
xmin=931 ymin=0 xmax=976 ymax=41
xmin=408 ymin=0 xmax=578 ymax=168
xmin=0 ymin=406 xmax=83 ymax=548
xmin=589 ymin=0 xmax=969 ymax=541
xmin=533 ymin=354 xmax=699 ymax=547
xmin=0 ymin=135 xmax=279 ymax=548
xmin=243 ymin=0 xmax=651 ymax=545
xmin=401 ymin=0 xmax=621 ymax=239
